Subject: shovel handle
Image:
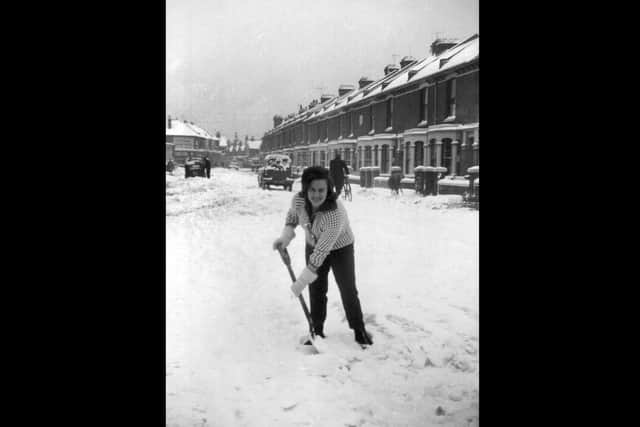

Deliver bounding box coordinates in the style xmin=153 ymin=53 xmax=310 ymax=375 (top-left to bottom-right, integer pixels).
xmin=277 ymin=247 xmax=297 ymax=283
xmin=277 ymin=246 xmax=315 ymax=338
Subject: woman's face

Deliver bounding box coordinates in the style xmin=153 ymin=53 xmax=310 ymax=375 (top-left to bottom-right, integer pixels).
xmin=307 ymin=179 xmax=328 ymax=208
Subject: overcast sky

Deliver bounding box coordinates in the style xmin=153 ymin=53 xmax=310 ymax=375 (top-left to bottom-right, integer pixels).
xmin=166 ymin=0 xmax=478 ymax=140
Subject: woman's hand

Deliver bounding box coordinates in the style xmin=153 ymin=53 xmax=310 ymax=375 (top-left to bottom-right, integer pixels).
xmin=273 ymin=226 xmax=296 ymax=250
xmin=272 ymin=237 xmax=287 ymax=251
xmin=290 ymin=266 xmax=318 ymax=297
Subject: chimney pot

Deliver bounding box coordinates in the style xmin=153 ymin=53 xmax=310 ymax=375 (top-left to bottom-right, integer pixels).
xmin=430 ymin=38 xmax=459 ymax=56
xmin=358 ymin=76 xmax=374 ymax=89
xmin=400 ymin=56 xmax=416 ymax=68
xmin=384 ymin=64 xmax=400 ymax=75
xmin=338 ymin=84 xmax=355 ymax=96
xmin=320 ymin=94 xmax=334 ymax=104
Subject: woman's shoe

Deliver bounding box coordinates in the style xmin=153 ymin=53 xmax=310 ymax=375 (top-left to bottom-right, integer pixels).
xmin=354 ymin=328 xmax=373 ymax=346
xmin=314 ymin=325 xmax=325 ymax=338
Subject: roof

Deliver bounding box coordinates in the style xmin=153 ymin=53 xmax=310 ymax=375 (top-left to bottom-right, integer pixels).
xmin=265 ymin=34 xmax=478 ymax=136
xmin=166 ymin=119 xmax=217 ymax=140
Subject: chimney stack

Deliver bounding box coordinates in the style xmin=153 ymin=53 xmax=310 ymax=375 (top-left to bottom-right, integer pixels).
xmin=338 ymin=84 xmax=355 ymax=96
xmin=320 ymin=94 xmax=334 ymax=104
xmin=358 ymin=76 xmax=374 ymax=89
xmin=384 ymin=64 xmax=400 ymax=75
xmin=430 ymin=38 xmax=459 ymax=56
xmin=400 ymin=56 xmax=416 ymax=68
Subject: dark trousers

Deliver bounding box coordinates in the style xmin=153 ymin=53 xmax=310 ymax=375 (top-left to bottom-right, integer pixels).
xmin=333 ymin=180 xmax=344 ymax=197
xmin=206 ymin=167 xmax=211 ymax=178
xmin=305 ymin=243 xmax=365 ymax=332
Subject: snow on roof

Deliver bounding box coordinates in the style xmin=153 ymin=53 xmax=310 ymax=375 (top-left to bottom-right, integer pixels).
xmin=402 ymin=35 xmax=478 ymax=86
xmin=265 ymin=34 xmax=478 ymax=135
xmin=166 ymin=119 xmax=216 ymax=140
xmin=311 ymin=34 xmax=478 ymax=121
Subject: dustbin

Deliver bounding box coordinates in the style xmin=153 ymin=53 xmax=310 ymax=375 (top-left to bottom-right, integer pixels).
xmin=359 ymin=167 xmax=367 ymax=188
xmin=370 ymin=166 xmax=380 ymax=188
xmin=390 ymin=166 xmax=403 ymax=192
xmin=466 ymin=165 xmax=479 ymax=200
xmin=414 ymin=166 xmax=426 ymax=195
xmin=364 ymin=167 xmax=372 ymax=188
xmin=423 ymin=166 xmax=436 ymax=195
xmin=434 ymin=166 xmax=447 ymax=195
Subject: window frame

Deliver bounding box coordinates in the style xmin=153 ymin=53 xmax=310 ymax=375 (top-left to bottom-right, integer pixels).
xmin=385 ymin=98 xmax=393 ymax=129
xmin=446 ymin=78 xmax=456 ymax=119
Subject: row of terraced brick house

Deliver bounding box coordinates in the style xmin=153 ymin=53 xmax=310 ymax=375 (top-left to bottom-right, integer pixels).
xmin=260 ymin=34 xmax=479 ymax=193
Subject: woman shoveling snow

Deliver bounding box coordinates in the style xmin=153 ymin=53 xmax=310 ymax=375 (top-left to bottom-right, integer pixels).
xmin=272 ymin=166 xmax=373 ymax=348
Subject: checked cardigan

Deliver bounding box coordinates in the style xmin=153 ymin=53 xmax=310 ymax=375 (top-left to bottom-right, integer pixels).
xmin=284 ymin=193 xmax=355 ymax=270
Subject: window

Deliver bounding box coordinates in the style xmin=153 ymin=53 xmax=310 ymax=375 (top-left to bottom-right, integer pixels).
xmin=429 ymin=139 xmax=437 ymax=166
xmin=419 ymin=88 xmax=428 ymax=123
xmin=414 ymin=141 xmax=424 ymax=168
xmin=442 ymin=138 xmax=452 ymax=174
xmin=369 ymin=105 xmax=374 ymax=132
xmin=386 ymin=98 xmax=393 ymax=129
xmin=446 ymin=79 xmax=456 ymax=118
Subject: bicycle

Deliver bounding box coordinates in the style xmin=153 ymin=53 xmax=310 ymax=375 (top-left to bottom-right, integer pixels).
xmin=342 ymin=181 xmax=352 ymax=202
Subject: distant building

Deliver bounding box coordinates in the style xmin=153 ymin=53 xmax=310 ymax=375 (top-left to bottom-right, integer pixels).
xmin=222 ymin=136 xmax=263 ymax=167
xmin=247 ymin=138 xmax=262 ymax=157
xmin=261 ymin=34 xmax=479 ymax=191
xmin=166 ymin=117 xmax=223 ymax=164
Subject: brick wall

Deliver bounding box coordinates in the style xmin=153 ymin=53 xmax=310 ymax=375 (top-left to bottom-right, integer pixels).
xmin=454 ymin=71 xmax=479 ymax=123
xmin=328 ymin=116 xmax=339 ymax=140
xmin=353 ymin=106 xmax=370 ymax=137
xmin=427 ymin=85 xmax=436 ymax=124
xmin=436 ymin=81 xmax=449 ymax=122
xmin=394 ymin=90 xmax=421 ymax=132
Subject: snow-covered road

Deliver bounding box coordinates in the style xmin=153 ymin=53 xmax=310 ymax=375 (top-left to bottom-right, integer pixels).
xmin=166 ymin=168 xmax=479 ymax=427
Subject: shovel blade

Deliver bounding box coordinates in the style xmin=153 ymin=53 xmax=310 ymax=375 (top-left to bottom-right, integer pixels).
xmin=299 ymin=334 xmax=327 ymax=354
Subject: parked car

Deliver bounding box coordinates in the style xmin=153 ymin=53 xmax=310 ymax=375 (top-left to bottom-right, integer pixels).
xmin=257 ymin=154 xmax=294 ymax=191
xmin=184 ymin=158 xmax=206 ymax=178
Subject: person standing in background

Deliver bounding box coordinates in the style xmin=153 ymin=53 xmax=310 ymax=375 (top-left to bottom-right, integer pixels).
xmin=204 ymin=156 xmax=212 ymax=179
xmin=329 ymin=153 xmax=349 ymax=198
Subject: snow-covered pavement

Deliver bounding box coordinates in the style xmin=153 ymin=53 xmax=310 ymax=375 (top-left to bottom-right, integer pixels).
xmin=166 ymin=168 xmax=479 ymax=427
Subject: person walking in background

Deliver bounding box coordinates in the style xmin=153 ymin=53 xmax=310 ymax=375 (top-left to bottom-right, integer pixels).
xmin=329 ymin=153 xmax=349 ymax=198
xmin=204 ymin=156 xmax=212 ymax=179
xmin=272 ymin=166 xmax=373 ymax=347
xmin=184 ymin=155 xmax=192 ymax=179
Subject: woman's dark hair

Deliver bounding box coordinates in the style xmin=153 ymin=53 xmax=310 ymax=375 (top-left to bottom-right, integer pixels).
xmin=299 ymin=166 xmax=337 ymax=215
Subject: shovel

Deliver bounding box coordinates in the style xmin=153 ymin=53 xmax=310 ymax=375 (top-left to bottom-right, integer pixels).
xmin=277 ymin=247 xmax=325 ymax=354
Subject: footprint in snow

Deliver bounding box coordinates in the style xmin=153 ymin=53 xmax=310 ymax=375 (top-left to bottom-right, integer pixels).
xmin=282 ymin=403 xmax=298 ymax=411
